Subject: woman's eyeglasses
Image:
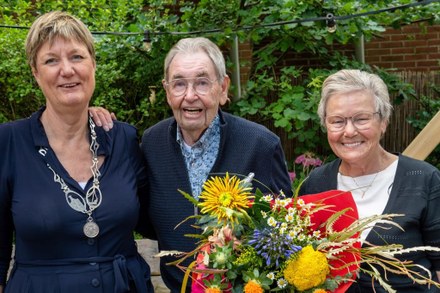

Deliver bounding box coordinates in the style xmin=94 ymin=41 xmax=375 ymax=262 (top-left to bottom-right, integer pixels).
xmin=325 ymin=111 xmax=381 ymax=132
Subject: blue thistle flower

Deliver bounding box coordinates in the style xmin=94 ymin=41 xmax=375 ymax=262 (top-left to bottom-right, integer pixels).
xmin=248 ymin=226 xmax=302 ymax=267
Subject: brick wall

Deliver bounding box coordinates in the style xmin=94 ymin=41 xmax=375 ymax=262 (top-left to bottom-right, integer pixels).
xmin=236 ymin=22 xmax=440 ymax=85
xmin=366 ymin=23 xmax=440 ymax=71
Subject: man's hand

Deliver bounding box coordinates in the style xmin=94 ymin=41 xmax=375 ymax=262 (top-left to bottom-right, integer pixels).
xmin=89 ymin=107 xmax=117 ymax=131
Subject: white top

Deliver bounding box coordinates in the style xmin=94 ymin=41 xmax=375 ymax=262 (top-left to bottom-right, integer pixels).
xmin=337 ymin=159 xmax=398 ymax=240
xmin=78 ymin=181 xmax=87 ymax=189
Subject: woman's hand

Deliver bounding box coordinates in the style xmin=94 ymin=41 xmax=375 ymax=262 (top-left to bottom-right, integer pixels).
xmin=88 ymin=107 xmax=117 ymax=131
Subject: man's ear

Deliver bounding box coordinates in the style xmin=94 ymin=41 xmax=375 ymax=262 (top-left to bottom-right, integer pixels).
xmin=162 ymin=79 xmax=167 ymax=90
xmin=219 ymin=75 xmax=231 ymax=106
xmin=162 ymin=79 xmax=172 ymax=106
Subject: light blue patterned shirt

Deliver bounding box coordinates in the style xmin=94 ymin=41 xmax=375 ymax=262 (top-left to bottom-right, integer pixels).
xmin=177 ymin=115 xmax=220 ymax=199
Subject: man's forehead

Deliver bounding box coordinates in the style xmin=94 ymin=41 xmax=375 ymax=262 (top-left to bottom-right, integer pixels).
xmin=169 ymin=53 xmax=215 ymax=79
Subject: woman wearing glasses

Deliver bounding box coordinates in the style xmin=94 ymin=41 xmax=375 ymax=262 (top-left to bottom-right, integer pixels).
xmin=299 ymin=69 xmax=440 ymax=292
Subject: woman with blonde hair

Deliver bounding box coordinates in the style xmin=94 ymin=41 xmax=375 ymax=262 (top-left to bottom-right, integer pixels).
xmin=0 ymin=11 xmax=153 ymax=293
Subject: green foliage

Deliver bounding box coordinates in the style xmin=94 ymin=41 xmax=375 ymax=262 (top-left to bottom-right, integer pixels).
xmin=0 ymin=28 xmax=44 ymax=123
xmin=0 ymin=0 xmax=438 ymax=159
xmin=231 ymin=52 xmax=419 ymax=157
xmin=93 ymin=36 xmax=171 ymax=132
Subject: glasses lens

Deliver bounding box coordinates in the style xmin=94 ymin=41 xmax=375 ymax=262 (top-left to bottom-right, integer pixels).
xmin=194 ymin=77 xmax=211 ymax=95
xmin=170 ymin=79 xmax=187 ymax=96
xmin=352 ymin=112 xmax=374 ymax=129
xmin=326 ymin=115 xmax=345 ymax=131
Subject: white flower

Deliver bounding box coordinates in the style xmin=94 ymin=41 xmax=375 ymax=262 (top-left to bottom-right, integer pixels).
xmin=287 ymin=207 xmax=296 ymax=215
xmin=274 ymin=198 xmax=283 ymax=208
xmin=279 ymin=198 xmax=290 ymax=207
xmin=277 ymin=278 xmax=288 ymax=288
xmin=267 ymin=216 xmax=277 ymax=227
xmin=293 ymin=226 xmax=302 ymax=235
xmin=288 ymin=230 xmax=296 ymax=238
xmin=266 ymin=272 xmax=275 ymax=280
xmin=285 ymin=213 xmax=294 ymax=223
xmin=262 ymin=195 xmax=273 ymax=202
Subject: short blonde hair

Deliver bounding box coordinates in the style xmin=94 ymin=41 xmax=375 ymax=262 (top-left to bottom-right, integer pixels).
xmin=25 ymin=11 xmax=95 ymax=69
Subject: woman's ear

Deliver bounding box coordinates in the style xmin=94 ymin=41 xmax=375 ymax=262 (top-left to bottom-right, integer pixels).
xmin=32 ymin=67 xmax=41 ymax=87
xmin=380 ymin=120 xmax=388 ymax=137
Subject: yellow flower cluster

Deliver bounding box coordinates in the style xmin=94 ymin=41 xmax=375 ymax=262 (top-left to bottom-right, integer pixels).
xmin=283 ymin=246 xmax=330 ymax=291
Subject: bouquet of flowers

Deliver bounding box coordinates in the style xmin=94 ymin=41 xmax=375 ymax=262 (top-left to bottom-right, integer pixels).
xmin=165 ymin=173 xmax=440 ymax=293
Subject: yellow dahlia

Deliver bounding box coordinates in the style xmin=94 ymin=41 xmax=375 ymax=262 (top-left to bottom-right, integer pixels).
xmin=283 ymin=246 xmax=330 ymax=291
xmin=244 ymin=280 xmax=264 ymax=293
xmin=199 ymin=173 xmax=253 ymax=224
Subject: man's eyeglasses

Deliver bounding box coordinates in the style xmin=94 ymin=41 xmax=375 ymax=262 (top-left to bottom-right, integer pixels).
xmin=325 ymin=111 xmax=381 ymax=132
xmin=165 ymin=77 xmax=216 ymax=97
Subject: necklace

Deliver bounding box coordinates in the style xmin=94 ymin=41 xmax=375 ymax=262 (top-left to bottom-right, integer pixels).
xmin=352 ymin=171 xmax=380 ymax=198
xmin=39 ymin=118 xmax=102 ymax=238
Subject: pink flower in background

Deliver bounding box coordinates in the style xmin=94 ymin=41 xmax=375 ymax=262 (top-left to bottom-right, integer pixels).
xmin=289 ymin=172 xmax=296 ymax=182
xmin=295 ymin=153 xmax=322 ymax=167
xmin=291 ymin=153 xmax=323 ymax=190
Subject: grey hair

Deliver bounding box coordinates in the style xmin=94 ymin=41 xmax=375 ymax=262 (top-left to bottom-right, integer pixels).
xmin=163 ymin=37 xmax=226 ymax=82
xmin=318 ymin=69 xmax=393 ymax=126
xmin=25 ymin=11 xmax=95 ymax=69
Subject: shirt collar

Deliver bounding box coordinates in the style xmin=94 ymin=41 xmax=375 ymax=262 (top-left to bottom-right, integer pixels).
xmin=176 ymin=115 xmax=220 ymax=149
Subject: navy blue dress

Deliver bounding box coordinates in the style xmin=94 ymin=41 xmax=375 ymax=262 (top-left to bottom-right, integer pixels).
xmin=0 ymin=108 xmax=153 ymax=293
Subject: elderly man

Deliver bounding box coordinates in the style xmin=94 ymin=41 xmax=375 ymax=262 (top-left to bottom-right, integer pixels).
xmin=92 ymin=37 xmax=292 ymax=292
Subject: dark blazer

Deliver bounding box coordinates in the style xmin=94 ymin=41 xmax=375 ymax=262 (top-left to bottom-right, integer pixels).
xmin=139 ymin=110 xmax=292 ymax=292
xmin=299 ymin=154 xmax=440 ymax=293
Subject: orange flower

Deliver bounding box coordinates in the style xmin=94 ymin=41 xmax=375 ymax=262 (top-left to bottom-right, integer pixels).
xmin=244 ymin=280 xmax=264 ymax=293
xmin=313 ymin=289 xmax=328 ymax=293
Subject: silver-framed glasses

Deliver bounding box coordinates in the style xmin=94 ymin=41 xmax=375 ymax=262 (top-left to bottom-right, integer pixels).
xmin=165 ymin=77 xmax=216 ymax=96
xmin=325 ymin=111 xmax=380 ymax=132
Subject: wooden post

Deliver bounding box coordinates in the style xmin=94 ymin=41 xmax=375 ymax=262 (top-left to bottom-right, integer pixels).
xmin=403 ymin=110 xmax=440 ymax=160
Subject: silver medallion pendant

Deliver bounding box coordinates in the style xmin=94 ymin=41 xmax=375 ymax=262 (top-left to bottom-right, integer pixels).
xmin=42 ymin=119 xmax=103 ymax=240
xmin=83 ymin=219 xmax=100 ymax=238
